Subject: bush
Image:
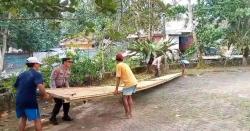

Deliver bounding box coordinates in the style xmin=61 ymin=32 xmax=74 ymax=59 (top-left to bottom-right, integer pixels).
xmin=40 ymin=55 xmax=61 ymax=88
xmin=0 ymin=75 xmax=17 ymax=94
xmin=70 ymin=56 xmax=102 ymax=86
xmin=125 ymin=55 xmax=143 ymax=69
xmin=40 ymin=44 xmax=132 ymax=87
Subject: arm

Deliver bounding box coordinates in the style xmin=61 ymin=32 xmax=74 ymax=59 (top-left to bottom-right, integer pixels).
xmin=115 ymin=77 xmax=120 ymax=90
xmin=35 ymin=73 xmax=50 ymax=99
xmin=37 ymin=84 xmax=49 ymax=99
xmin=114 ymin=77 xmax=120 ymax=95
xmin=114 ymin=64 xmax=121 ymax=95
xmin=65 ymin=81 xmax=70 ymax=88
xmin=65 ymin=70 xmax=71 ymax=88
xmin=50 ymin=69 xmax=58 ymax=88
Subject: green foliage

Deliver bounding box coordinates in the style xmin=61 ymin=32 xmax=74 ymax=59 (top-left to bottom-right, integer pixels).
xmin=119 ymin=0 xmax=187 ymax=36
xmin=70 ymin=57 xmax=102 ymax=86
xmin=128 ymin=40 xmax=174 ymax=63
xmin=125 ymin=56 xmax=142 ymax=69
xmin=0 ymin=75 xmax=17 ymax=94
xmin=61 ymin=0 xmax=112 ymax=40
xmin=40 ymin=55 xmax=61 ymax=88
xmin=95 ymin=0 xmax=118 ymax=15
xmin=106 ymin=28 xmax=125 ymax=41
xmin=0 ymin=0 xmax=78 ymax=18
xmin=195 ymin=0 xmax=250 ymax=62
xmin=184 ymin=44 xmax=196 ymax=59
xmin=42 ymin=55 xmax=61 ymax=66
xmin=40 ymin=66 xmax=53 ymax=88
xmin=196 ymin=24 xmax=224 ymax=48
xmin=94 ymin=44 xmax=124 ymax=72
xmin=194 ymin=0 xmax=228 ymax=60
xmin=165 ymin=4 xmax=187 ymax=19
xmin=0 ymin=0 xmax=79 ymax=71
xmin=7 ymin=20 xmax=61 ymax=52
xmin=40 ymin=47 xmax=120 ymax=87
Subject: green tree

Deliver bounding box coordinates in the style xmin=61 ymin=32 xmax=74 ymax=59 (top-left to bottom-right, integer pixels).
xmin=61 ymin=0 xmax=110 ymax=39
xmin=10 ymin=20 xmax=60 ymax=53
xmin=0 ymin=0 xmax=78 ymax=71
xmin=194 ymin=0 xmax=250 ymax=66
xmin=119 ymin=0 xmax=186 ymax=40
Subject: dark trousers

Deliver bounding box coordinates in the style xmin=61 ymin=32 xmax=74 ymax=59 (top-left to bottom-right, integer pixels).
xmin=154 ymin=66 xmax=160 ymax=77
xmin=51 ymin=98 xmax=70 ymax=118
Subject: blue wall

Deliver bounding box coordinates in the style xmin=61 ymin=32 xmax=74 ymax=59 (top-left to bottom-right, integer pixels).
xmin=4 ymin=53 xmax=29 ymax=72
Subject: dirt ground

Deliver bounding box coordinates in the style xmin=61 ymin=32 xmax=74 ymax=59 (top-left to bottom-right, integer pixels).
xmin=2 ymin=67 xmax=250 ymax=131
xmin=42 ymin=67 xmax=250 ymax=131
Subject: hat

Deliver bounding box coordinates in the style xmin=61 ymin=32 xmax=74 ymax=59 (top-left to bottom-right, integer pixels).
xmin=26 ymin=57 xmax=42 ymax=64
xmin=116 ymin=53 xmax=124 ymax=61
xmin=62 ymin=58 xmax=73 ymax=64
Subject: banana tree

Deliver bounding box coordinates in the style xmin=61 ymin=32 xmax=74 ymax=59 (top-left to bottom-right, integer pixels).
xmin=128 ymin=39 xmax=175 ymax=65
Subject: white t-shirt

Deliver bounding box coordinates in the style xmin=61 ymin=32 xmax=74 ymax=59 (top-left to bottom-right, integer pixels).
xmin=152 ymin=56 xmax=162 ymax=69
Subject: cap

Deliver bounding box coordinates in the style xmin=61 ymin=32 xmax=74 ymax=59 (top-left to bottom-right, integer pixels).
xmin=116 ymin=53 xmax=124 ymax=61
xmin=26 ymin=57 xmax=43 ymax=64
xmin=62 ymin=58 xmax=73 ymax=63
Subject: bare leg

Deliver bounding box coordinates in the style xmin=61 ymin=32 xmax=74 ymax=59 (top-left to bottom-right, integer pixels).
xmin=123 ymin=96 xmax=130 ymax=118
xmin=157 ymin=68 xmax=160 ymax=77
xmin=18 ymin=117 xmax=27 ymax=131
xmin=34 ymin=119 xmax=42 ymax=131
xmin=128 ymin=95 xmax=133 ymax=117
xmin=181 ymin=64 xmax=185 ymax=76
xmin=154 ymin=66 xmax=159 ymax=77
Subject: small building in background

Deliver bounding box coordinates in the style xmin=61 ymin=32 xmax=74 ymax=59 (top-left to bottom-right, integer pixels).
xmin=60 ymin=37 xmax=93 ymax=50
xmin=127 ymin=30 xmax=193 ymax=52
xmin=165 ymin=29 xmax=193 ymax=52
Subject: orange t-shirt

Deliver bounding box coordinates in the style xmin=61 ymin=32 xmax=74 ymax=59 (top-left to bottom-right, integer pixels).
xmin=116 ymin=62 xmax=137 ymax=88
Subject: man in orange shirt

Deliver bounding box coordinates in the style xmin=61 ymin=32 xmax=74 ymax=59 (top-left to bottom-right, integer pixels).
xmin=114 ymin=53 xmax=137 ymax=119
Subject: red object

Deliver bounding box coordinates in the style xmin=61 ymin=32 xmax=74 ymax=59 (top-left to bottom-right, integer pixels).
xmin=116 ymin=53 xmax=124 ymax=61
xmin=179 ymin=35 xmax=193 ymax=53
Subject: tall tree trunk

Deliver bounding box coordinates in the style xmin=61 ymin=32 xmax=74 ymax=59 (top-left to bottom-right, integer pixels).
xmin=116 ymin=0 xmax=123 ymax=32
xmin=0 ymin=28 xmax=8 ymax=71
xmin=195 ymin=0 xmax=205 ymax=68
xmin=0 ymin=13 xmax=11 ymax=72
xmin=187 ymin=0 xmax=193 ymax=30
xmin=197 ymin=45 xmax=205 ymax=68
xmin=162 ymin=14 xmax=166 ymax=38
xmin=148 ymin=0 xmax=153 ymax=40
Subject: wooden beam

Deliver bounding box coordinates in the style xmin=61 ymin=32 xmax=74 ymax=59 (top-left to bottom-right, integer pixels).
xmin=46 ymin=73 xmax=181 ymax=101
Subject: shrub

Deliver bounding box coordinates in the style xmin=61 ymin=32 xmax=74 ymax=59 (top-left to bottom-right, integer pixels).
xmin=40 ymin=45 xmax=129 ymax=87
xmin=70 ymin=56 xmax=102 ymax=86
xmin=0 ymin=75 xmax=17 ymax=94
xmin=40 ymin=55 xmax=61 ymax=88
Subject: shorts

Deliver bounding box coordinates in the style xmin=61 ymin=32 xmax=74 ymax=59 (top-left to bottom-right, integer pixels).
xmin=180 ymin=60 xmax=190 ymax=65
xmin=16 ymin=108 xmax=40 ymax=121
xmin=122 ymin=85 xmax=137 ymax=96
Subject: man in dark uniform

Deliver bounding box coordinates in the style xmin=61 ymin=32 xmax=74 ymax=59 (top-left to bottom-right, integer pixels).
xmin=49 ymin=58 xmax=73 ymax=125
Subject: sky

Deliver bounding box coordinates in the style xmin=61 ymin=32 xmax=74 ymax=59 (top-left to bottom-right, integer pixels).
xmin=162 ymin=0 xmax=197 ymax=5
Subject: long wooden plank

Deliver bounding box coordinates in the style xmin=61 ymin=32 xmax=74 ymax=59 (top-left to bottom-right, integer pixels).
xmin=46 ymin=73 xmax=181 ymax=101
xmin=137 ymin=73 xmax=181 ymax=92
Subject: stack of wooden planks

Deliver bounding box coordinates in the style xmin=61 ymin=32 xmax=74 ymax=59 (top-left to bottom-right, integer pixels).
xmin=46 ymin=73 xmax=181 ymax=101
